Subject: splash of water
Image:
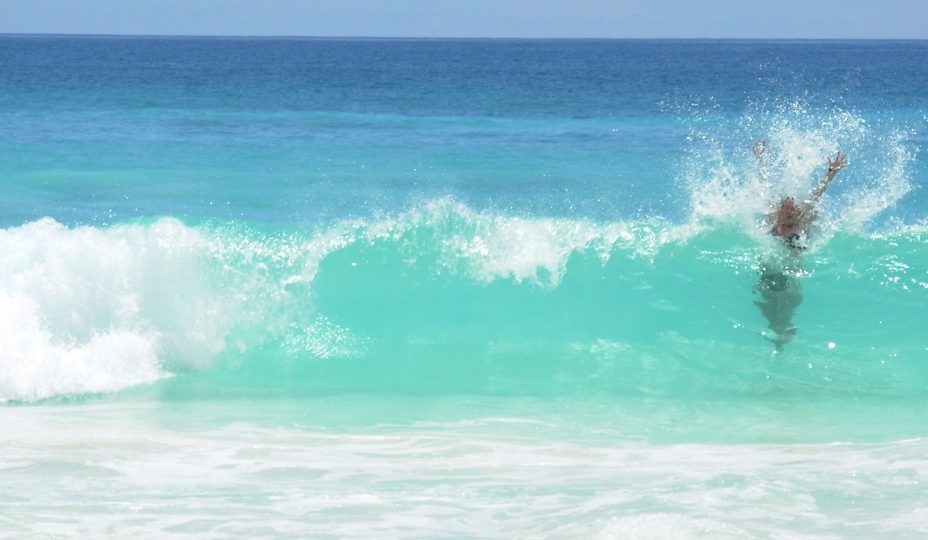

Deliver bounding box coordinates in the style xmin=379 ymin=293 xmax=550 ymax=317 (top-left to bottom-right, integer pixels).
xmin=683 ymin=101 xmax=915 ymax=245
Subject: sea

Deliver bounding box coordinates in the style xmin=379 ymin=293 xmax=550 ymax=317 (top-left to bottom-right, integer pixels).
xmin=1 ymin=36 xmax=927 ymax=538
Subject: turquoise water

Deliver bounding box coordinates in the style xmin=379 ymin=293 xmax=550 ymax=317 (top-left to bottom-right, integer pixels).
xmin=2 ymin=37 xmax=927 ymax=537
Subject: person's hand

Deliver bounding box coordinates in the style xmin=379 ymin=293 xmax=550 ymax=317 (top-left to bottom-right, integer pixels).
xmin=753 ymin=139 xmax=767 ymax=158
xmin=828 ymin=151 xmax=848 ymax=172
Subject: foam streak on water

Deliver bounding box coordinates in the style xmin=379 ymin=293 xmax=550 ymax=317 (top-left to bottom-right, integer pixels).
xmin=2 ymin=402 xmax=927 ymax=539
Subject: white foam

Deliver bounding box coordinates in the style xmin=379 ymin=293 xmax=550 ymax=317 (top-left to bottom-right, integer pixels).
xmin=595 ymin=514 xmax=748 ymax=540
xmin=386 ymin=199 xmax=686 ymax=287
xmin=6 ymin=406 xmax=928 ymax=538
xmin=0 ymin=218 xmax=231 ymax=401
xmin=838 ymin=130 xmax=915 ymax=231
xmin=0 ymin=290 xmax=167 ymax=402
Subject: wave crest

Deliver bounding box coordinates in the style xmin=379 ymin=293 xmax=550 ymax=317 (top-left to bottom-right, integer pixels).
xmin=2 ymin=197 xmax=925 ymax=401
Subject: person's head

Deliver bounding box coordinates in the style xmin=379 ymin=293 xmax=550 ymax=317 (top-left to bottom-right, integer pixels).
xmin=771 ymin=196 xmax=802 ymax=238
xmin=777 ymin=197 xmax=800 ymax=226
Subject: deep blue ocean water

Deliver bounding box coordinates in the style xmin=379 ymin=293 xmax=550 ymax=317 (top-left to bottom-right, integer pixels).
xmin=1 ymin=36 xmax=927 ymax=538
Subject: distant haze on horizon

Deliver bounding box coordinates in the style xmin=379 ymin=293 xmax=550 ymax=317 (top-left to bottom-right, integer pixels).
xmin=1 ymin=0 xmax=927 ymax=39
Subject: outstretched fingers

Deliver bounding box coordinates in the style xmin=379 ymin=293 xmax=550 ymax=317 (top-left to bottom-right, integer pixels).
xmin=828 ymin=151 xmax=848 ymax=171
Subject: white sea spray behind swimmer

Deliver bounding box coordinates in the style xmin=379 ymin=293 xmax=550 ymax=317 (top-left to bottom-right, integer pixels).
xmin=683 ymin=102 xmax=915 ymax=250
xmin=837 ymin=129 xmax=915 ymax=231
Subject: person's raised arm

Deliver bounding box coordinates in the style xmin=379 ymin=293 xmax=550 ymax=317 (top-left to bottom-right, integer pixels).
xmin=809 ymin=151 xmax=847 ymax=203
xmin=753 ymin=139 xmax=770 ymax=184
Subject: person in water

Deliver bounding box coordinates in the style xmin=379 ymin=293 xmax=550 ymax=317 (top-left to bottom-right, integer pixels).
xmin=751 ymin=140 xmax=847 ymax=351
xmin=753 ymin=139 xmax=848 ymax=248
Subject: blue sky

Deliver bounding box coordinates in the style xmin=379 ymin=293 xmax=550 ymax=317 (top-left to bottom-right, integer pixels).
xmin=1 ymin=0 xmax=926 ymax=39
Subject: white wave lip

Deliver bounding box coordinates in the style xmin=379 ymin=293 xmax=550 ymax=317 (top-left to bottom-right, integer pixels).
xmin=0 ymin=218 xmax=229 ymax=402
xmin=373 ymin=199 xmax=687 ymax=287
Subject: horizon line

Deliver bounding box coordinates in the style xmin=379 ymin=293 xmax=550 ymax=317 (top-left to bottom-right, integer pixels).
xmin=2 ymin=32 xmax=926 ymax=42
